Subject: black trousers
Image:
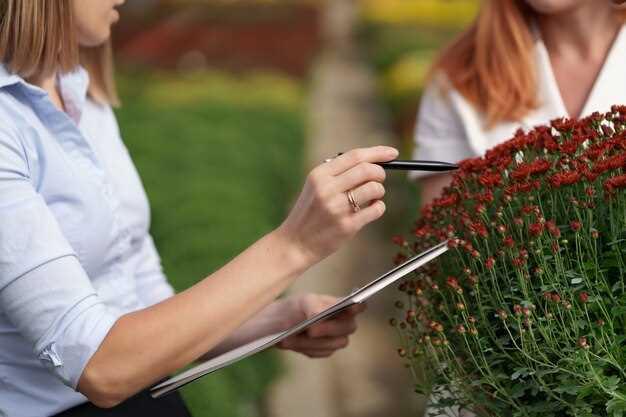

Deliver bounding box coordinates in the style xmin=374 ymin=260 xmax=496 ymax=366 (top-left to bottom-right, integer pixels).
xmin=54 ymin=390 xmax=192 ymax=417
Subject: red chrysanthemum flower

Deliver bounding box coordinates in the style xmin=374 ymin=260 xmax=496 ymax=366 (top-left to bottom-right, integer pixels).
xmin=550 ymin=171 xmax=581 ymax=188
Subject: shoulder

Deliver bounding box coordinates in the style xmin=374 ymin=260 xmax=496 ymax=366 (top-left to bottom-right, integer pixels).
xmin=417 ymin=72 xmax=477 ymax=135
xmin=418 ymin=72 xmax=480 ymax=125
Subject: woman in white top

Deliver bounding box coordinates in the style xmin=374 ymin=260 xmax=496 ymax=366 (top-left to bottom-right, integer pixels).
xmin=412 ymin=0 xmax=626 ymax=415
xmin=413 ymin=0 xmax=626 ymax=205
xmin=0 ymin=1 xmax=398 ymax=416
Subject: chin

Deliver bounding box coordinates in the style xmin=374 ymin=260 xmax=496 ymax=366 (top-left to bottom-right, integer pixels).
xmin=79 ymin=30 xmax=111 ymax=48
xmin=524 ymin=0 xmax=588 ymax=14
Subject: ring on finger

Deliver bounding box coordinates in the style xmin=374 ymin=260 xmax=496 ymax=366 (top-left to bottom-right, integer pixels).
xmin=346 ymin=190 xmax=360 ymax=213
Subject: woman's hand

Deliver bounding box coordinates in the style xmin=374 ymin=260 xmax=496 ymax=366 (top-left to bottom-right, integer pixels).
xmin=276 ymin=146 xmax=398 ymax=268
xmin=277 ymin=294 xmax=366 ymax=358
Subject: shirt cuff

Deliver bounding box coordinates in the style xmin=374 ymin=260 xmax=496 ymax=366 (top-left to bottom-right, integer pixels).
xmin=0 ymin=255 xmax=123 ymax=390
xmin=36 ymin=295 xmax=122 ymax=389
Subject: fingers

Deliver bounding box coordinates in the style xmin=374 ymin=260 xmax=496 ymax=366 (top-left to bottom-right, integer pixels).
xmin=300 ymin=294 xmax=366 ymax=323
xmin=349 ymin=181 xmax=385 ymax=210
xmin=301 ymin=294 xmax=339 ymax=316
xmin=353 ymin=200 xmax=386 ymax=229
xmin=323 ymin=146 xmax=398 ymax=176
xmin=306 ymin=316 xmax=358 ymax=338
xmin=335 ymin=162 xmax=386 ymax=193
xmin=297 ymin=349 xmax=335 ymax=358
xmin=280 ymin=334 xmax=350 ymax=352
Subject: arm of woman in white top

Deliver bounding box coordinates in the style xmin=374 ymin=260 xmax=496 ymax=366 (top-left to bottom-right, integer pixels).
xmin=0 ymin=120 xmax=396 ymax=409
xmin=412 ymin=79 xmax=474 ymax=207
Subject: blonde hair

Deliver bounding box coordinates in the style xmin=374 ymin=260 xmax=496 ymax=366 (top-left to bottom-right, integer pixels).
xmin=0 ymin=0 xmax=119 ymax=105
xmin=432 ymin=0 xmax=626 ymax=127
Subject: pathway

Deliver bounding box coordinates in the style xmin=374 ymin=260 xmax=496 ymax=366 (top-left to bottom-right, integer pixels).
xmin=266 ymin=1 xmax=425 ymax=416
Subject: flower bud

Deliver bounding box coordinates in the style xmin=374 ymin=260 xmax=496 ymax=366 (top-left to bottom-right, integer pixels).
xmin=392 ymin=235 xmax=407 ymax=246
xmin=570 ymin=221 xmax=582 ymax=232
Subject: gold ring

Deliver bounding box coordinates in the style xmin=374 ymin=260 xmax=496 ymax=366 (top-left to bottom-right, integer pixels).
xmin=346 ymin=190 xmax=360 ymax=213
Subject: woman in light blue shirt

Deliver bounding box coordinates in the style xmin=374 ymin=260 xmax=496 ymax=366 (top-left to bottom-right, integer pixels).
xmin=0 ymin=1 xmax=397 ymax=416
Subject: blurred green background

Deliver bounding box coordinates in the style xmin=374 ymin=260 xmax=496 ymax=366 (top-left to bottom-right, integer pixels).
xmin=116 ymin=70 xmax=304 ymax=415
xmin=112 ymin=1 xmax=476 ymax=416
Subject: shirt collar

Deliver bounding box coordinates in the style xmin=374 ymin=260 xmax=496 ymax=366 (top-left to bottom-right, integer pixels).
xmin=0 ymin=64 xmax=90 ymax=123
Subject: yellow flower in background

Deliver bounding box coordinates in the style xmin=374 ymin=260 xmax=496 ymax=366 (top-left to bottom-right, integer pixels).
xmin=384 ymin=52 xmax=434 ymax=98
xmin=360 ymin=0 xmax=478 ymax=27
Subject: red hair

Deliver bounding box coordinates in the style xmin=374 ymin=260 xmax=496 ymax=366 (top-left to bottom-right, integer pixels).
xmin=432 ymin=0 xmax=626 ymax=127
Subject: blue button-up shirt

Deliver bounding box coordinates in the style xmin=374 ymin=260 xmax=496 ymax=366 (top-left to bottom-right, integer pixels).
xmin=0 ymin=65 xmax=174 ymax=417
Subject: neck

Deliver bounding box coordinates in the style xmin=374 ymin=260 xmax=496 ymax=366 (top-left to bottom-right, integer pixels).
xmin=31 ymin=73 xmax=57 ymax=93
xmin=29 ymin=72 xmax=66 ymax=112
xmin=537 ymin=4 xmax=622 ymax=59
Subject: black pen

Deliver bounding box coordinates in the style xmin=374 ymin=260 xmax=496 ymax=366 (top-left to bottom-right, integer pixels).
xmin=377 ymin=159 xmax=459 ymax=172
xmin=329 ymin=153 xmax=458 ymax=172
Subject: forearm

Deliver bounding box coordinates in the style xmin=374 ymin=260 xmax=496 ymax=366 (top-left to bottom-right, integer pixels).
xmin=78 ymin=229 xmax=308 ymax=407
xmin=419 ymin=173 xmax=453 ymax=208
xmin=78 ymin=145 xmax=397 ymax=408
xmin=202 ymin=297 xmax=295 ymax=359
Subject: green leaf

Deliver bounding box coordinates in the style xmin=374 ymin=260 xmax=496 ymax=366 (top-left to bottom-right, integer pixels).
xmin=605 ymin=376 xmax=621 ymax=392
xmin=554 ymin=384 xmax=580 ymax=395
xmin=606 ymin=397 xmax=626 ymax=417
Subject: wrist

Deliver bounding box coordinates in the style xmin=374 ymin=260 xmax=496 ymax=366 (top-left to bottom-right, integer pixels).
xmin=270 ymin=225 xmax=315 ymax=277
xmin=269 ymin=297 xmax=304 ymax=332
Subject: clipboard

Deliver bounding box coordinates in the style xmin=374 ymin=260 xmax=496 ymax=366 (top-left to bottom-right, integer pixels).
xmin=150 ymin=241 xmax=448 ymax=398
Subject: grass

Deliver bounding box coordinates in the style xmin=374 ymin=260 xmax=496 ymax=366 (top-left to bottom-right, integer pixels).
xmin=114 ymin=69 xmax=306 ymax=417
